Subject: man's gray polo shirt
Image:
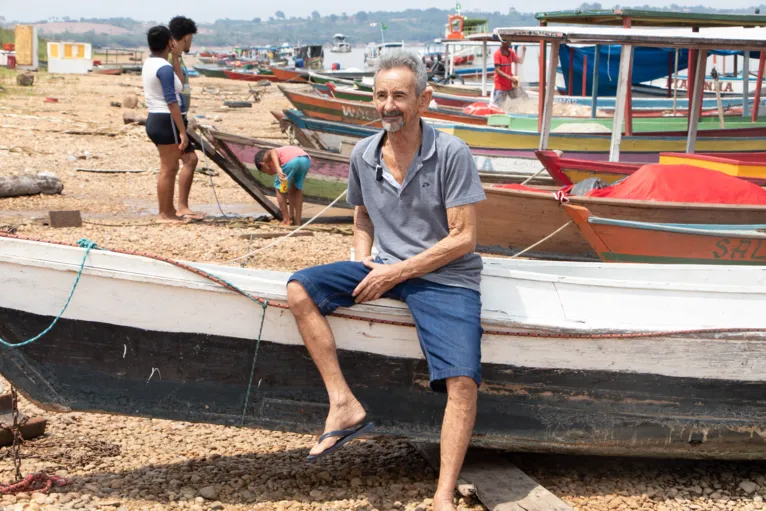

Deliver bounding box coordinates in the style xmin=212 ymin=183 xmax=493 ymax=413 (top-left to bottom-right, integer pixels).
xmin=347 ymin=121 xmax=486 ymax=292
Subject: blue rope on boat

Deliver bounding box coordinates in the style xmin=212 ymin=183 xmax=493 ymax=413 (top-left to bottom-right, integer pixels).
xmin=0 ymin=239 xmax=98 ymax=348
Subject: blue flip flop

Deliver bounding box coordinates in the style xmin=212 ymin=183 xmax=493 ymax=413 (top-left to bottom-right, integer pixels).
xmin=306 ymin=421 xmax=375 ymax=461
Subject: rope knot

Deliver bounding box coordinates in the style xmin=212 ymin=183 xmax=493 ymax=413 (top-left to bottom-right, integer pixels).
xmin=76 ymin=238 xmax=98 ymax=250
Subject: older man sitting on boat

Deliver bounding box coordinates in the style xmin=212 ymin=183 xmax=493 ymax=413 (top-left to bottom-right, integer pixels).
xmin=286 ymin=50 xmax=485 ymax=511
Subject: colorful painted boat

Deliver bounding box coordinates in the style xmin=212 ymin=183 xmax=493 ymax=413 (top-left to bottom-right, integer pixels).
xmin=268 ymin=67 xmax=309 ymax=83
xmin=196 ymin=125 xmax=551 ymax=210
xmin=536 ymin=150 xmax=766 ymax=187
xmin=495 ymin=113 xmax=766 ymax=133
xmin=92 ymin=66 xmax=122 ymax=76
xmin=276 ymin=109 xmax=550 ymax=180
xmin=193 ymin=65 xmax=228 ymax=79
xmin=308 ymin=72 xmax=356 ymax=87
xmin=223 ymin=69 xmax=280 ymax=82
xmin=453 ymin=121 xmax=766 ymax=162
xmin=6 ymin=234 xmax=766 ymax=459
xmin=278 ymin=85 xmax=491 ymax=127
xmin=659 ymin=152 xmax=766 ymax=181
xmin=475 ymin=184 xmax=766 ymax=259
xmin=431 ymin=82 xmax=486 ymax=97
xmin=565 ymin=204 xmax=766 ymax=264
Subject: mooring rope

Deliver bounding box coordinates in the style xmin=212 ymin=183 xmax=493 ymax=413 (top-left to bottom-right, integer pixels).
xmin=0 ymin=239 xmax=98 ymax=348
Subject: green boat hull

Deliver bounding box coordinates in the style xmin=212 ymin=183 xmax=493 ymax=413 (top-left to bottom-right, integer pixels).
xmin=193 ymin=66 xmax=228 ymax=79
xmin=493 ymin=114 xmax=766 ymax=133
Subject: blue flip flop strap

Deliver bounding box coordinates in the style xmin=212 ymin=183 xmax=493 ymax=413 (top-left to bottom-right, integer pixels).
xmin=317 ymin=424 xmax=365 ymax=443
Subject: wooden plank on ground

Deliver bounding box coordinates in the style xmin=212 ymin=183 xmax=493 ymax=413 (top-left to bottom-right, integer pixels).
xmin=413 ymin=443 xmax=573 ymax=511
xmin=48 ymin=210 xmax=82 ymax=228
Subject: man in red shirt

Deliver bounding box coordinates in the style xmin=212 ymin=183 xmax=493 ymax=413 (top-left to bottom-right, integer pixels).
xmin=493 ymin=40 xmax=525 ymax=107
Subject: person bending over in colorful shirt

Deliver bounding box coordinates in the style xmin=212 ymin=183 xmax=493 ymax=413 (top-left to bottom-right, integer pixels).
xmin=254 ymin=146 xmax=311 ymax=226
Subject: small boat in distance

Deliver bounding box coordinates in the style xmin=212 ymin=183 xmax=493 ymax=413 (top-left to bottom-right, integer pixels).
xmin=331 ymin=34 xmax=352 ymax=53
xmin=364 ymin=41 xmax=404 ymax=67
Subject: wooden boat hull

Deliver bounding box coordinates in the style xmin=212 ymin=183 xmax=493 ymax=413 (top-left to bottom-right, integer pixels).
xmin=536 ymin=149 xmax=766 ymax=187
xmin=4 ymin=236 xmax=766 ymax=460
xmin=269 ymin=67 xmax=308 ymax=83
xmin=193 ymin=65 xmax=228 ymax=79
xmin=565 ymin=204 xmax=766 ymax=264
xmin=223 ymin=70 xmax=280 ymax=82
xmin=660 ymin=152 xmax=766 ymax=181
xmin=199 ymin=126 xmax=550 ymax=210
xmin=275 ymin=110 xmax=552 ymax=182
xmin=279 ymin=85 xmax=490 ymax=127
xmin=476 ymin=185 xmax=766 ymax=259
xmin=500 ymin=113 xmax=766 ymax=133
xmin=280 ymin=87 xmax=766 ymax=161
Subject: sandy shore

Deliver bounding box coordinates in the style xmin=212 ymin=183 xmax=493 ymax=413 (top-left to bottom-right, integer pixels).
xmin=1 ymin=65 xmax=766 ymax=511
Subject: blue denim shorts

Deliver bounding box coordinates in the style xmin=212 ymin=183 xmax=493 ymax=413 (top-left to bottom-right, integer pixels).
xmin=288 ymin=261 xmax=483 ymax=392
xmin=273 ymin=155 xmax=310 ymax=191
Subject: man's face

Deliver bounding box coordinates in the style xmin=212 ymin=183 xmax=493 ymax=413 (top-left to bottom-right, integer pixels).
xmin=373 ymin=67 xmax=431 ymax=133
xmin=501 ymin=41 xmax=510 ymax=51
xmin=183 ymin=34 xmax=193 ymax=53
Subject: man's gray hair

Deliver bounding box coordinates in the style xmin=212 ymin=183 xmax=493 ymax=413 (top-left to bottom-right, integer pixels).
xmin=375 ymin=49 xmax=428 ymax=96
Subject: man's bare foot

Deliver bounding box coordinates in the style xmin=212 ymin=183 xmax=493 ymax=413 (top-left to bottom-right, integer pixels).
xmin=279 ymin=220 xmax=293 ymax=227
xmin=177 ymin=208 xmax=204 ymax=220
xmin=156 ymin=214 xmax=187 ymax=224
xmin=309 ymin=398 xmax=367 ymax=457
xmin=433 ymin=494 xmax=457 ymax=511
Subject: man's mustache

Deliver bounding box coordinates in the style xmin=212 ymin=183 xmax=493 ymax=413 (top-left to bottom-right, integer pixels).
xmin=382 ymin=110 xmax=403 ymax=117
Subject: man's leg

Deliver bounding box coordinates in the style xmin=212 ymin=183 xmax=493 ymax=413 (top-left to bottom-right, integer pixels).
xmin=403 ymin=282 xmax=482 ymax=510
xmin=434 ymin=377 xmax=477 ymax=510
xmin=287 ymin=271 xmax=368 ymax=455
xmin=177 ymin=151 xmax=201 ymax=218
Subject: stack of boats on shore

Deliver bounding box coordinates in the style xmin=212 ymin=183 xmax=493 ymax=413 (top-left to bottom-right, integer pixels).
xmin=8 ymin=10 xmax=766 ymax=463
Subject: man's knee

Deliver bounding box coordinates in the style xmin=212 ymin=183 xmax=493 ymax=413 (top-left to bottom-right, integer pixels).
xmin=287 ymin=280 xmax=316 ymax=317
xmin=446 ymin=376 xmax=478 ymax=403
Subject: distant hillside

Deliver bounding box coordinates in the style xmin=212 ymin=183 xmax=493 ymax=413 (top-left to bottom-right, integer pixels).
xmin=35 ymin=22 xmax=133 ymax=35
xmin=12 ymin=4 xmax=766 ymax=49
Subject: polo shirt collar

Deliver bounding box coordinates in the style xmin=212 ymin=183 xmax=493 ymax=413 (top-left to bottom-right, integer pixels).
xmin=361 ymin=119 xmax=437 ymax=169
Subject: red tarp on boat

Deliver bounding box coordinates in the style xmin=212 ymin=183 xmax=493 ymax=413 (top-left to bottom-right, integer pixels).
xmin=585 ymin=164 xmax=766 ymax=204
xmin=492 ymin=164 xmax=766 ymax=205
xmin=462 ymin=102 xmax=504 ymax=116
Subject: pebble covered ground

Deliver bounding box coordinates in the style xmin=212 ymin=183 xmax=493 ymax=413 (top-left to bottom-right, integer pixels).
xmin=1 ymin=63 xmax=765 ymax=511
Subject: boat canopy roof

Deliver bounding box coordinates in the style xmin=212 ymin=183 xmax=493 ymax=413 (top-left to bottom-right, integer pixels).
xmin=535 ymin=9 xmax=766 ymax=28
xmin=494 ymin=26 xmax=766 ymax=50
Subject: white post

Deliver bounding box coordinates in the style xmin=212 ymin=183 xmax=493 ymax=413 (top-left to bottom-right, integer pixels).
xmin=743 ymin=52 xmax=751 ymax=118
xmin=609 ymin=44 xmax=634 ymax=162
xmin=539 ymin=41 xmax=560 ymax=151
xmin=686 ymin=49 xmax=708 ymax=154
xmin=481 ymin=40 xmax=488 ymax=96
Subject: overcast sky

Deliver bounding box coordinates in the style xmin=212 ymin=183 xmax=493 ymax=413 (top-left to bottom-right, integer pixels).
xmin=5 ymin=0 xmax=763 ymax=24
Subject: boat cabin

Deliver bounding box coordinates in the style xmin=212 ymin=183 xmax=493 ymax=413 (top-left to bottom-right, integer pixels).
xmin=331 ymin=34 xmax=352 ymax=53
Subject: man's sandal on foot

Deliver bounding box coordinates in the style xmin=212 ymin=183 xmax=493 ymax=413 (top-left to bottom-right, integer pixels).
xmin=306 ymin=422 xmax=375 ymax=461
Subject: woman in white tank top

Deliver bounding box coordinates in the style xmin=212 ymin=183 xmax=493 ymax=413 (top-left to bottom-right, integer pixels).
xmin=141 ymin=26 xmax=193 ymax=223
